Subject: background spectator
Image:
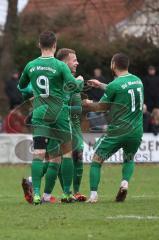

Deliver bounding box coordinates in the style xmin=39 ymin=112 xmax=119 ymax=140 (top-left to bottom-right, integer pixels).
xmin=3 ymin=109 xmax=27 ymax=133
xmin=87 ymin=68 xmax=108 ymax=131
xmin=87 ymin=68 xmax=108 ymax=101
xmin=4 ymin=70 xmax=23 ymax=109
xmin=143 ymin=104 xmax=151 ymax=133
xmin=142 ymin=66 xmax=159 ymax=112
xmin=149 ymin=108 xmax=159 ymax=135
xmin=0 ymin=115 xmax=3 ymax=133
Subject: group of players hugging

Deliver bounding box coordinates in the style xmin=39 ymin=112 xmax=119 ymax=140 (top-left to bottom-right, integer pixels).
xmin=18 ymin=31 xmax=144 ymax=205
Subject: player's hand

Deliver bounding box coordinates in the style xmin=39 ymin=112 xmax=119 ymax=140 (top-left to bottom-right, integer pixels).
xmin=87 ymin=79 xmax=101 ymax=88
xmin=29 ymin=97 xmax=34 ymax=101
xmin=76 ymin=75 xmax=84 ymax=81
xmin=143 ymin=104 xmax=147 ymax=113
xmin=82 ymin=99 xmax=93 ymax=106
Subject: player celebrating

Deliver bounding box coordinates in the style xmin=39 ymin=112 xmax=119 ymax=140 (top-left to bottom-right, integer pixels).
xmin=42 ymin=48 xmax=86 ymax=203
xmin=19 ymin=31 xmax=83 ymax=205
xmin=21 ymin=48 xmax=86 ymax=203
xmin=83 ymin=53 xmax=143 ymax=203
xmin=52 ymin=48 xmax=86 ymax=202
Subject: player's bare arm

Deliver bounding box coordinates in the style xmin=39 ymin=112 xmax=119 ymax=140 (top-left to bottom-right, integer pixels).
xmin=82 ymin=99 xmax=109 ymax=112
xmin=87 ymin=79 xmax=107 ymax=90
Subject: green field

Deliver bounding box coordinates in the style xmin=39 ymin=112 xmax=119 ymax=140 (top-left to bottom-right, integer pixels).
xmin=0 ymin=164 xmax=159 ymax=240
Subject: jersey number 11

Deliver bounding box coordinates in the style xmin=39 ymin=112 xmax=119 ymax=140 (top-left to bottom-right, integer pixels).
xmin=128 ymin=88 xmax=143 ymax=112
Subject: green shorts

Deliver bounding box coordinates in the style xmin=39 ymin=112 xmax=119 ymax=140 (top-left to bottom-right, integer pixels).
xmin=94 ymin=134 xmax=142 ymax=162
xmin=32 ymin=106 xmax=71 ymax=155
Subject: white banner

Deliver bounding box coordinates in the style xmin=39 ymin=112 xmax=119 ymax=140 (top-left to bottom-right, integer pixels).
xmin=0 ymin=133 xmax=159 ymax=163
xmin=0 ymin=134 xmax=32 ymax=163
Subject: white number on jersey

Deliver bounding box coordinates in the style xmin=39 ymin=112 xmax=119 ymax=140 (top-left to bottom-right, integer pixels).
xmin=36 ymin=75 xmax=49 ymax=98
xmin=137 ymin=87 xmax=143 ymax=110
xmin=128 ymin=87 xmax=143 ymax=112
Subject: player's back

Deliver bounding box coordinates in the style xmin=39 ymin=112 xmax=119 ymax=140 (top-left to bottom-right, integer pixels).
xmin=27 ymin=57 xmax=66 ymax=99
xmin=102 ymin=73 xmax=144 ymax=138
xmin=19 ymin=56 xmax=78 ymax=123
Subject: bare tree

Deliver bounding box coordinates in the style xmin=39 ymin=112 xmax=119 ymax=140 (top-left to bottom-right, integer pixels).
xmin=141 ymin=0 xmax=159 ymax=43
xmin=115 ymin=0 xmax=159 ymax=45
xmin=0 ymin=0 xmax=18 ymax=102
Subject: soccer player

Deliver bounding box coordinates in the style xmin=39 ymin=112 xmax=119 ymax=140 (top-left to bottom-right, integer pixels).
xmin=21 ymin=48 xmax=86 ymax=203
xmin=83 ymin=53 xmax=143 ymax=203
xmin=42 ymin=48 xmax=86 ymax=203
xmin=52 ymin=48 xmax=86 ymax=202
xmin=18 ymin=31 xmax=83 ymax=205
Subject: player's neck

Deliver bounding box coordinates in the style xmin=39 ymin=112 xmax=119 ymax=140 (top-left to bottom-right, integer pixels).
xmin=41 ymin=49 xmax=55 ymax=58
xmin=116 ymin=70 xmax=129 ymax=77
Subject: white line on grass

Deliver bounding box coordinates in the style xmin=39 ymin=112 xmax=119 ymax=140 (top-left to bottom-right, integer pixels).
xmin=131 ymin=195 xmax=159 ymax=199
xmin=96 ymin=195 xmax=159 ymax=199
xmin=105 ymin=215 xmax=159 ymax=220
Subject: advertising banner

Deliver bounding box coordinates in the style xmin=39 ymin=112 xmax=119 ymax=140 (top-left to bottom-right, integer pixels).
xmin=0 ymin=133 xmax=159 ymax=163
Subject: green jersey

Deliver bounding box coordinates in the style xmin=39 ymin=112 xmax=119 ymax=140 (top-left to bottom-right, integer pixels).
xmin=63 ymin=80 xmax=84 ymax=114
xmin=18 ymin=82 xmax=33 ymax=100
xmin=19 ymin=56 xmax=82 ymax=122
xmin=100 ymin=73 xmax=144 ymax=137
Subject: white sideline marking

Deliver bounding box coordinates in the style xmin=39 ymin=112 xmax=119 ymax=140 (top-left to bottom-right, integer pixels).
xmin=105 ymin=215 xmax=159 ymax=220
xmin=131 ymin=195 xmax=159 ymax=199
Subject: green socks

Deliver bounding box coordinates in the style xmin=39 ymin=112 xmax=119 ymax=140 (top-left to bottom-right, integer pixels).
xmin=89 ymin=159 xmax=134 ymax=193
xmin=58 ymin=154 xmax=83 ymax=193
xmin=122 ymin=160 xmax=135 ymax=182
xmin=44 ymin=162 xmax=60 ymax=194
xmin=73 ymin=160 xmax=83 ymax=193
xmin=58 ymin=164 xmax=64 ymax=191
xmin=31 ymin=158 xmax=44 ymax=195
xmin=42 ymin=161 xmax=49 ymax=177
xmin=90 ymin=162 xmax=102 ymax=191
xmin=61 ymin=157 xmax=73 ymax=194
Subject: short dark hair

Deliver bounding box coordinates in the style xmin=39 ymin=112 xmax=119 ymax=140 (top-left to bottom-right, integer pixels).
xmin=148 ymin=65 xmax=156 ymax=70
xmin=56 ymin=48 xmax=76 ymax=60
xmin=112 ymin=53 xmax=129 ymax=70
xmin=39 ymin=31 xmax=56 ymax=49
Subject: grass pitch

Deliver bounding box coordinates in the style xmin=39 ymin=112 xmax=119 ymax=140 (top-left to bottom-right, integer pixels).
xmin=0 ymin=164 xmax=159 ymax=240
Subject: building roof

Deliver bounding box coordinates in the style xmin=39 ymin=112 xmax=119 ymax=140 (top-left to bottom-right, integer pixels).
xmin=23 ymin=0 xmax=144 ymax=28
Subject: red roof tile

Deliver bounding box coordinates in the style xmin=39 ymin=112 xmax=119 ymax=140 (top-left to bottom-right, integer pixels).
xmin=22 ymin=0 xmax=144 ymax=41
xmin=23 ymin=0 xmax=143 ymax=24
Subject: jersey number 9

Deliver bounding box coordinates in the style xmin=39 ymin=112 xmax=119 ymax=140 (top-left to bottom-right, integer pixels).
xmin=36 ymin=75 xmax=49 ymax=98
